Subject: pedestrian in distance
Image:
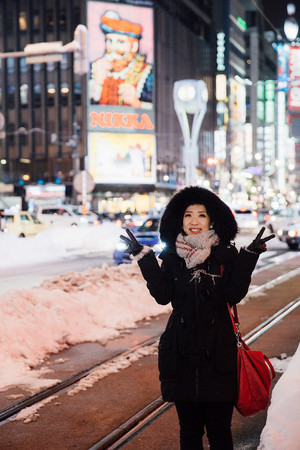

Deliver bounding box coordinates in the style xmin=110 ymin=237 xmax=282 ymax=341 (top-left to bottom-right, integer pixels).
xmin=120 ymin=185 xmax=275 ymax=450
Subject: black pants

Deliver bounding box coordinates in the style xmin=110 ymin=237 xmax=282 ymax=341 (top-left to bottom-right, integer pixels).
xmin=175 ymin=401 xmax=234 ymax=450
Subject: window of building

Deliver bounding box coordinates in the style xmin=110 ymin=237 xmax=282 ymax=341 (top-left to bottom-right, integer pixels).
xmin=61 ymin=54 xmax=68 ymax=70
xmin=19 ymin=11 xmax=27 ymax=31
xmin=60 ymin=82 xmax=69 ymax=107
xmin=7 ymin=57 xmax=15 ymax=74
xmin=20 ymin=123 xmax=28 ymax=146
xmin=34 ymin=84 xmax=41 ymax=108
xmin=8 ymin=85 xmax=15 ymax=109
xmin=47 ymin=83 xmax=56 ymax=106
xmin=20 ymin=57 xmax=28 ymax=73
xmin=33 ymin=11 xmax=40 ymax=32
xmin=47 ymin=61 xmax=56 ymax=72
xmin=33 ymin=62 xmax=41 ymax=72
xmin=46 ymin=10 xmax=54 ymax=32
xmin=7 ymin=124 xmax=15 ymax=145
xmin=5 ymin=12 xmax=14 ymax=34
xmin=74 ymin=82 xmax=81 ymax=105
xmin=59 ymin=9 xmax=67 ymax=31
xmin=20 ymin=84 xmax=29 ymax=107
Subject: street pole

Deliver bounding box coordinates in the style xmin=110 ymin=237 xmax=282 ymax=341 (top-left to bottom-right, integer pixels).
xmin=173 ymin=80 xmax=208 ymax=186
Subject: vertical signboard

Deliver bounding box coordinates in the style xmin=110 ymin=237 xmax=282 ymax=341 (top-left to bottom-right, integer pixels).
xmin=288 ymin=46 xmax=300 ymax=111
xmin=230 ymin=78 xmax=246 ymax=123
xmin=87 ymin=1 xmax=155 ymax=184
xmin=276 ymin=43 xmax=290 ymax=91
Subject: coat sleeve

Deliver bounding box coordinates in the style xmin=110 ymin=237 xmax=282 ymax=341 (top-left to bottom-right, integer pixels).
xmin=221 ymin=247 xmax=259 ymax=305
xmin=136 ymin=251 xmax=175 ymax=305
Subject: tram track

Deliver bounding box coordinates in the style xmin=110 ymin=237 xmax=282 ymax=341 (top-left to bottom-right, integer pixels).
xmin=0 ymin=259 xmax=299 ymax=447
xmin=89 ymin=293 xmax=300 ymax=450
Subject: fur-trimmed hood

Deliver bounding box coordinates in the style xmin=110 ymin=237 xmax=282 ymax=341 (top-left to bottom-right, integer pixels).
xmin=159 ymin=186 xmax=238 ymax=246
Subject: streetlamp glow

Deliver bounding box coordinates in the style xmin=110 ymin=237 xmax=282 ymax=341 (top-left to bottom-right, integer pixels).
xmin=284 ymin=3 xmax=299 ymax=41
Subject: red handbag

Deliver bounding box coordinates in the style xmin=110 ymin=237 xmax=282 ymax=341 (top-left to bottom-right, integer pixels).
xmin=227 ymin=303 xmax=275 ymax=417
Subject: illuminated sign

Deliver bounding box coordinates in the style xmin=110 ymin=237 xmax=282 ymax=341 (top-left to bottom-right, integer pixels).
xmin=216 ymin=74 xmax=227 ymax=101
xmin=275 ymin=43 xmax=290 ymax=91
xmin=216 ymin=32 xmax=226 ymax=72
xmin=230 ymin=78 xmax=246 ymax=123
xmin=288 ymin=46 xmax=300 ymax=111
xmin=88 ymin=132 xmax=156 ymax=184
xmin=87 ymin=1 xmax=155 ymax=185
xmin=256 ymin=80 xmax=275 ymax=123
xmin=89 ymin=111 xmax=154 ymax=131
xmin=236 ymin=17 xmax=247 ymax=30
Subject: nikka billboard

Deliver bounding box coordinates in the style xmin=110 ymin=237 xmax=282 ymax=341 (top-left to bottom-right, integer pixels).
xmin=87 ymin=1 xmax=156 ymax=184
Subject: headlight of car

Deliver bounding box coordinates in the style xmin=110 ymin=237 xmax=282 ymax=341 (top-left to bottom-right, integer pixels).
xmin=115 ymin=241 xmax=128 ymax=251
xmin=288 ymin=230 xmax=298 ymax=238
xmin=277 ymin=229 xmax=283 ymax=237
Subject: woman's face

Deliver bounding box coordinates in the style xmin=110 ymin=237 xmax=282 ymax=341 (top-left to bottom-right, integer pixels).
xmin=182 ymin=204 xmax=211 ymax=235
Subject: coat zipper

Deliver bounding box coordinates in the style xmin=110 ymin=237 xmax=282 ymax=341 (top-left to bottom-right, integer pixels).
xmin=194 ymin=278 xmax=199 ymax=400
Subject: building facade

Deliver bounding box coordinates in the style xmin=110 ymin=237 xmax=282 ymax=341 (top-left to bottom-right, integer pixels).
xmin=0 ymin=0 xmax=216 ymax=213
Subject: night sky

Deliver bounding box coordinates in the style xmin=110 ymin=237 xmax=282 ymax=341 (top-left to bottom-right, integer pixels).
xmin=262 ymin=0 xmax=300 ymax=33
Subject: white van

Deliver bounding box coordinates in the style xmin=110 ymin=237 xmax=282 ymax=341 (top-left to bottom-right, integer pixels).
xmin=36 ymin=205 xmax=100 ymax=227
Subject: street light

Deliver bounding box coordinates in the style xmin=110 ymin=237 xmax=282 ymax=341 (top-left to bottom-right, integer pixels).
xmin=284 ymin=4 xmax=299 ymax=41
xmin=173 ymin=80 xmax=208 ymax=185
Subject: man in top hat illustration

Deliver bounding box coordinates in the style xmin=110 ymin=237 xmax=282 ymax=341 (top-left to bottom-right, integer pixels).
xmin=89 ymin=10 xmax=153 ymax=109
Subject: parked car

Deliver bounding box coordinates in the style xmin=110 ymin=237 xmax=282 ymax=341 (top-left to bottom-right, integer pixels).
xmin=1 ymin=211 xmax=49 ymax=237
xmin=255 ymin=208 xmax=271 ymax=225
xmin=113 ymin=216 xmax=164 ymax=264
xmin=277 ymin=224 xmax=300 ymax=250
xmin=36 ymin=205 xmax=100 ymax=227
xmin=266 ymin=204 xmax=300 ymax=235
xmin=233 ymin=208 xmax=259 ymax=232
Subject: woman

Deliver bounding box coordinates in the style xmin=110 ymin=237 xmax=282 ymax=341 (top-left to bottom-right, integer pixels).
xmin=120 ymin=186 xmax=274 ymax=450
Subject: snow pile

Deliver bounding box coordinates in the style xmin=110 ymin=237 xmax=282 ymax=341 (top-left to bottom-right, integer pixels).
xmin=0 ymin=221 xmax=122 ymax=268
xmin=0 ymin=262 xmax=171 ymax=392
xmin=258 ymin=343 xmax=300 ymax=450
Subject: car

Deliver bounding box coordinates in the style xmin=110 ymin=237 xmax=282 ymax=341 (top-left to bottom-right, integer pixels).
xmin=277 ymin=224 xmax=300 ymax=250
xmin=233 ymin=208 xmax=259 ymax=232
xmin=266 ymin=204 xmax=300 ymax=235
xmin=113 ymin=216 xmax=164 ymax=264
xmin=255 ymin=208 xmax=271 ymax=225
xmin=36 ymin=205 xmax=100 ymax=227
xmin=1 ymin=211 xmax=49 ymax=237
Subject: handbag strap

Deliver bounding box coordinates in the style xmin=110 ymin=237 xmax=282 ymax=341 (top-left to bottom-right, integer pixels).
xmin=227 ymin=303 xmax=242 ymax=345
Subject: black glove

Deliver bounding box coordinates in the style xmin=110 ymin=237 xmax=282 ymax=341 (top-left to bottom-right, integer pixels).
xmin=247 ymin=226 xmax=275 ymax=254
xmin=120 ymin=228 xmax=143 ymax=256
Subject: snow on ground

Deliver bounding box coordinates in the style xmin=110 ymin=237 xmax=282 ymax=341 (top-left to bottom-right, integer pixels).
xmin=258 ymin=344 xmax=300 ymax=450
xmin=0 ymin=260 xmax=171 ymax=392
xmin=0 ymin=223 xmax=299 ymax=447
xmin=0 ymin=220 xmax=122 ymax=268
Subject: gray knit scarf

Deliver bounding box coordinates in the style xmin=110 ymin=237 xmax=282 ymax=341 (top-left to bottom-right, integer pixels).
xmin=176 ymin=230 xmax=219 ymax=269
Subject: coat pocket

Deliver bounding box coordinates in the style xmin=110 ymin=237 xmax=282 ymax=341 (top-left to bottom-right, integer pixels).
xmin=158 ymin=328 xmax=177 ymax=380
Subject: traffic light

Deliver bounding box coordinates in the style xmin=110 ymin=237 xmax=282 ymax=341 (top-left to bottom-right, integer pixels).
xmin=73 ymin=25 xmax=89 ymax=75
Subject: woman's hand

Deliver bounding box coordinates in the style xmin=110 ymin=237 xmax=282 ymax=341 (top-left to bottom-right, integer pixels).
xmin=247 ymin=227 xmax=275 ymax=254
xmin=120 ymin=228 xmax=144 ymax=256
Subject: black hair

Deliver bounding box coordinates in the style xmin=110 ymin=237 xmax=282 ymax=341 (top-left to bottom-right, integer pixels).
xmin=159 ymin=186 xmax=238 ymax=245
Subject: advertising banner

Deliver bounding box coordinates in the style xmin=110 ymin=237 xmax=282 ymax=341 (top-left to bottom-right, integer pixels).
xmin=276 ymin=43 xmax=290 ymax=91
xmin=87 ymin=1 xmax=155 ymax=184
xmin=230 ymin=78 xmax=246 ymax=124
xmin=88 ymin=132 xmax=156 ymax=184
xmin=288 ymin=46 xmax=300 ymax=111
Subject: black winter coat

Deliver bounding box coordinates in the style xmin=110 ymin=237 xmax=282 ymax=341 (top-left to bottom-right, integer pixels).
xmin=137 ymin=242 xmax=259 ymax=403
